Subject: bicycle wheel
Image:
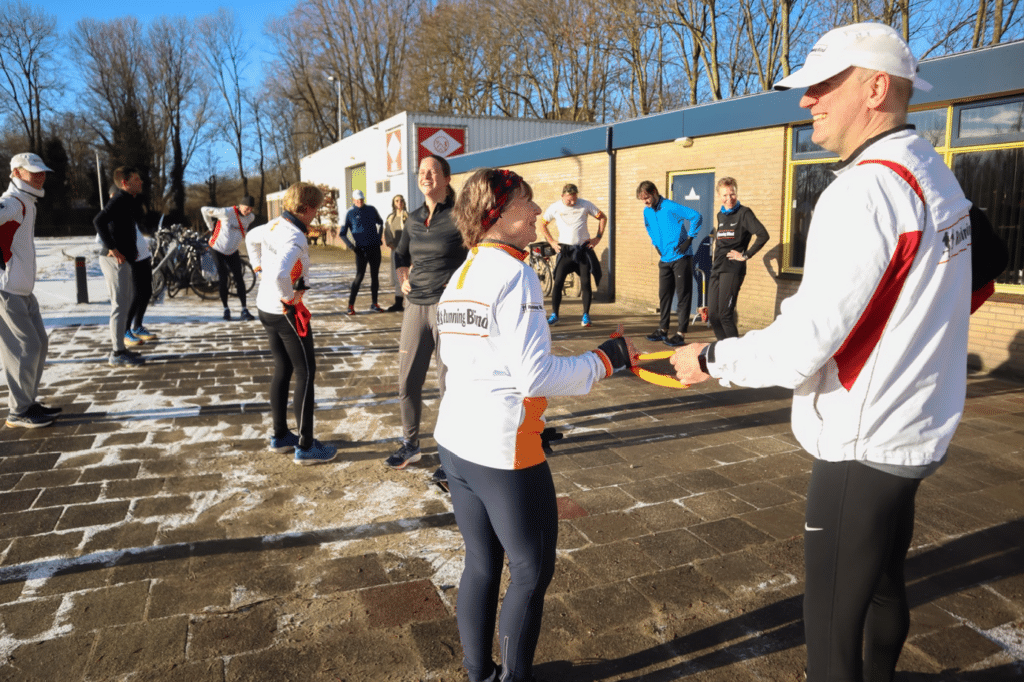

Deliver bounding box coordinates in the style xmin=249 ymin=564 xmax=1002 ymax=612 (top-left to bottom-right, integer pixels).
xmin=191 ymin=271 xmax=220 ymax=300
xmin=531 ymin=257 xmax=553 ymax=296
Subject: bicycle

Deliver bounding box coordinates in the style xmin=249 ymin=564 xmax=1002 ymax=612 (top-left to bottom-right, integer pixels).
xmin=528 ymin=241 xmax=581 ymax=298
xmin=150 ymin=224 xmax=256 ymax=303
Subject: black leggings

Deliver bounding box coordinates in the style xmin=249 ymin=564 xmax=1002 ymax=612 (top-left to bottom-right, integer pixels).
xmin=803 ymin=460 xmax=921 ymax=682
xmin=213 ymin=250 xmax=247 ymax=309
xmin=438 ymin=445 xmax=558 ymax=682
xmin=550 ymin=247 xmax=593 ymax=316
xmin=707 ymin=265 xmax=745 ymax=340
xmin=127 ymin=257 xmax=152 ymax=330
xmin=259 ymin=308 xmax=316 ymax=450
xmin=349 ymin=246 xmax=381 ymax=307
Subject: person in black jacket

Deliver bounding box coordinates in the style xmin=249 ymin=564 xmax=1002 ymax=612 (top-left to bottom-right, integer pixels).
xmin=708 ymin=177 xmax=770 ymax=340
xmin=93 ymin=166 xmax=146 ymax=367
xmin=384 ymin=154 xmax=468 ymax=475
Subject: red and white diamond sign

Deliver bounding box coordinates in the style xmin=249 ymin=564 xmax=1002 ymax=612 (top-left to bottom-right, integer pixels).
xmin=417 ymin=126 xmax=466 ymax=163
xmin=386 ymin=128 xmax=402 ymax=173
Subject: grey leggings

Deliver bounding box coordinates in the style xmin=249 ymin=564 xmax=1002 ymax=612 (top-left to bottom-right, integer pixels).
xmin=438 ymin=445 xmax=558 ymax=682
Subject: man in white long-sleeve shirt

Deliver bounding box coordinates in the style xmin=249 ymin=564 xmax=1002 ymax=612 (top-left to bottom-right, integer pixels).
xmin=1 ymin=153 xmax=59 ymax=428
xmin=202 ymin=195 xmax=257 ymax=321
xmin=672 ymin=24 xmax=973 ymax=682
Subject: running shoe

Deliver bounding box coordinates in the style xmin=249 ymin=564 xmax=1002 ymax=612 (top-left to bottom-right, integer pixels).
xmin=109 ymin=350 xmax=145 ymax=367
xmin=385 ymin=440 xmax=422 ymax=469
xmin=124 ymin=330 xmax=144 ymax=346
xmin=431 ymin=466 xmax=449 ymax=493
xmin=347 ymin=306 xmax=356 ymax=316
xmin=386 ymin=302 xmax=404 ymax=312
xmin=270 ymin=431 xmax=300 ymax=453
xmin=223 ymin=308 xmax=232 ymax=321
xmin=239 ymin=308 xmax=255 ymax=322
xmin=370 ymin=303 xmax=385 ymax=313
xmin=547 ymin=313 xmax=559 ymax=325
xmin=132 ymin=326 xmax=157 ymax=341
xmin=646 ymin=328 xmax=668 ymax=342
xmin=294 ymin=440 xmax=337 ymax=465
xmin=31 ymin=402 xmax=62 ymax=416
xmin=5 ymin=405 xmax=54 ymax=429
xmin=581 ymin=314 xmax=591 ymax=327
xmin=664 ymin=333 xmax=686 ymax=347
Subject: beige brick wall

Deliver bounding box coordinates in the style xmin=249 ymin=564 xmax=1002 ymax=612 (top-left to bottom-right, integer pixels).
xmin=451 ymin=126 xmax=1024 ymax=379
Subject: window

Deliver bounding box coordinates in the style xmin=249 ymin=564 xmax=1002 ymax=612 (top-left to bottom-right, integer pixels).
xmin=953 ymin=96 xmax=1024 ymax=146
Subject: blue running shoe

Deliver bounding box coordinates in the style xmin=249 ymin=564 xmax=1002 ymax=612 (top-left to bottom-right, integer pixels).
xmin=547 ymin=313 xmax=559 ymax=325
xmin=270 ymin=431 xmax=300 ymax=453
xmin=385 ymin=440 xmax=421 ymax=469
xmin=581 ymin=314 xmax=591 ymax=327
xmin=124 ymin=330 xmax=144 ymax=346
xmin=294 ymin=439 xmax=337 ymax=465
xmin=132 ymin=326 xmax=157 ymax=341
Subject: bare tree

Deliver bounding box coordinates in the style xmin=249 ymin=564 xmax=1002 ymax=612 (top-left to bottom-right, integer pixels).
xmin=0 ymin=2 xmax=63 ymax=154
xmin=197 ymin=9 xmax=252 ymax=196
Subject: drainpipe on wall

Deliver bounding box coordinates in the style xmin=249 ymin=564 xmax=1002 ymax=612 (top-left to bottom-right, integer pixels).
xmin=606 ymin=125 xmax=616 ymax=302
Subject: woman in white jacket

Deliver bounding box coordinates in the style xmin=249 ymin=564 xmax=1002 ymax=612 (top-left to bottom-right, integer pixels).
xmin=435 ymin=168 xmax=636 ymax=682
xmin=245 ymin=182 xmax=335 ymax=465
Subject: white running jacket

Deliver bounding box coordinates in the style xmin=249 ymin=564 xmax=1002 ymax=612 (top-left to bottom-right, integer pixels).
xmin=434 ymin=243 xmax=609 ymax=470
xmin=246 ymin=215 xmax=310 ymax=314
xmin=0 ymin=179 xmax=43 ymax=296
xmin=707 ymin=128 xmax=972 ymax=466
xmin=203 ymin=205 xmax=255 ymax=255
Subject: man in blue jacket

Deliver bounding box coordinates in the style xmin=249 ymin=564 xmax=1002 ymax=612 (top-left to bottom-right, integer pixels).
xmin=637 ymin=180 xmax=703 ymax=346
xmin=340 ymin=189 xmax=385 ymax=315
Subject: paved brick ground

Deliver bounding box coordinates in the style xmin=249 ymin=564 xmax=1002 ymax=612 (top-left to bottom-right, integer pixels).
xmin=1 ymin=247 xmax=1022 ymax=681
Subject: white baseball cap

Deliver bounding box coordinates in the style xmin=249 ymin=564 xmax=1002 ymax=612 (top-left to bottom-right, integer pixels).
xmin=774 ymin=23 xmax=931 ymax=92
xmin=352 ymin=189 xmax=364 ymax=200
xmin=10 ymin=152 xmax=53 ymax=173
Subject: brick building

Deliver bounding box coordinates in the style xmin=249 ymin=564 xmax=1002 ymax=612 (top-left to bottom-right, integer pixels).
xmin=448 ymin=41 xmax=1024 ymax=379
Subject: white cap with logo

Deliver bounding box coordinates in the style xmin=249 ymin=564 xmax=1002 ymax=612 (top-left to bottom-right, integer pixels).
xmin=10 ymin=152 xmax=53 ymax=173
xmin=352 ymin=189 xmax=364 ymax=200
xmin=774 ymin=22 xmax=931 ymax=92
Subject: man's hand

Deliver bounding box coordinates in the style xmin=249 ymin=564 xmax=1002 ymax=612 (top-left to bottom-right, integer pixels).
xmin=726 ymin=249 xmax=747 ymax=262
xmin=550 ymin=242 xmax=561 ymax=254
xmin=397 ymin=266 xmax=411 ymax=295
xmin=108 ymin=248 xmax=126 ymax=265
xmin=588 ymin=234 xmax=602 ymax=249
xmin=671 ymin=343 xmax=712 ymax=385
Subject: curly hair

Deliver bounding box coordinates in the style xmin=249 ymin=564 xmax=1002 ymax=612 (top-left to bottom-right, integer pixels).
xmin=454 ymin=168 xmax=534 ymax=249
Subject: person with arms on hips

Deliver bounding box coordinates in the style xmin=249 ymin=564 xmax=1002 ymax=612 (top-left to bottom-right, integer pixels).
xmin=540 ymin=183 xmax=606 ymax=327
xmin=383 ymin=194 xmax=407 ymax=312
xmin=636 ymin=181 xmax=703 ymax=347
xmin=202 ymin=195 xmax=257 ymax=322
xmin=672 ymin=23 xmax=974 ymax=682
xmin=93 ymin=166 xmax=146 ymax=367
xmin=384 ymin=154 xmax=468 ymax=477
xmin=708 ymin=177 xmax=770 ymax=340
xmin=340 ymin=189 xmax=385 ymax=315
xmin=1 ymin=153 xmax=61 ymax=429
xmin=436 ymin=168 xmax=637 ymax=682
xmin=246 ymin=182 xmax=336 ymax=465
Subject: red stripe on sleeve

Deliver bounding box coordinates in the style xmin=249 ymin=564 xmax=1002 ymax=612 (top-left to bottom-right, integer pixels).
xmin=833 ymin=230 xmax=923 ymax=390
xmin=858 ymin=159 xmax=925 ymax=205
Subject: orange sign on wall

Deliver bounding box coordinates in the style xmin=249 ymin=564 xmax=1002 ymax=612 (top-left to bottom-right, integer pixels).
xmin=386 ymin=128 xmax=402 ymax=173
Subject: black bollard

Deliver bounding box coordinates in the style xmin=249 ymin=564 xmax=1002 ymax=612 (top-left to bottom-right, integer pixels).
xmin=75 ymin=256 xmax=89 ymax=304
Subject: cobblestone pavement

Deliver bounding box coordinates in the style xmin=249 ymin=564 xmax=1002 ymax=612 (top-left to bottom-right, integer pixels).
xmin=1 ymin=247 xmax=1023 ymax=681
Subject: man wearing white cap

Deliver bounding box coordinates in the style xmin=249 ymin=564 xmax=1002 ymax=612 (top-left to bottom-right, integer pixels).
xmin=339 ymin=189 xmax=384 ymax=315
xmin=671 ymin=23 xmax=973 ymax=681
xmin=1 ymin=153 xmax=60 ymax=428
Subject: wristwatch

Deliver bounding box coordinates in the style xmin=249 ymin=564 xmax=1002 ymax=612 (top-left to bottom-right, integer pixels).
xmin=698 ymin=344 xmax=712 ymax=375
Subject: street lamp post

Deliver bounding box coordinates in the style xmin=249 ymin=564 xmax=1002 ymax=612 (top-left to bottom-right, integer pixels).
xmin=326 ymin=76 xmax=342 ymax=143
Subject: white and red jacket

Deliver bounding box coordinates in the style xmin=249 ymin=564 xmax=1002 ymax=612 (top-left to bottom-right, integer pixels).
xmin=246 ymin=215 xmax=310 ymax=314
xmin=202 ymin=205 xmax=255 ymax=255
xmin=0 ymin=179 xmax=44 ymax=296
xmin=434 ymin=243 xmax=609 ymax=470
xmin=707 ymin=128 xmax=972 ymax=466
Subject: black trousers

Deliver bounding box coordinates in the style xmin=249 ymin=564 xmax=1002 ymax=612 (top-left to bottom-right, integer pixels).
xmin=658 ymin=257 xmax=692 ymax=335
xmin=803 ymin=460 xmax=921 ymax=682
xmin=708 ymin=265 xmax=745 ymax=340
xmin=259 ymin=308 xmax=316 ymax=450
xmin=550 ymin=247 xmax=593 ymax=316
xmin=127 ymin=257 xmax=152 ymax=330
xmin=213 ymin=250 xmax=247 ymax=309
xmin=349 ymin=246 xmax=381 ymax=307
